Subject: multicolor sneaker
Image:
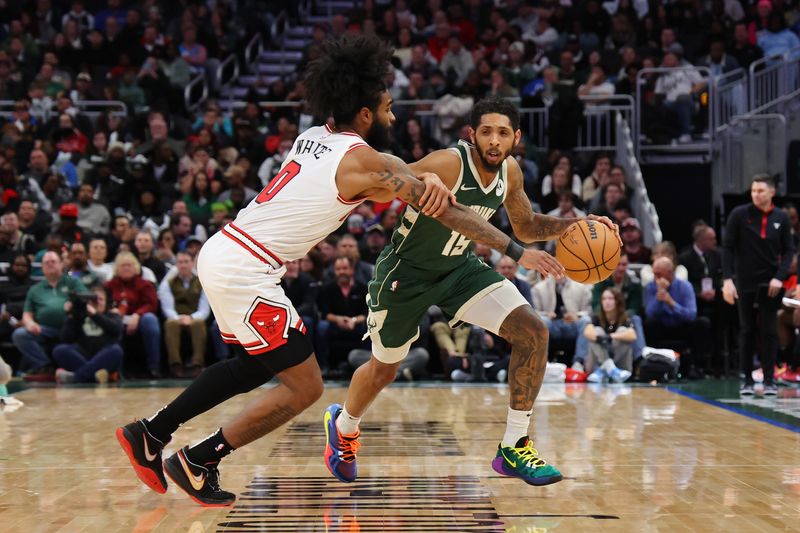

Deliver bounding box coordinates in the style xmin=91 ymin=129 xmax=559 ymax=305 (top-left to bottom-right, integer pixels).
xmin=491 ymin=437 xmax=563 ymax=486
xmin=163 ymin=447 xmax=236 ymax=507
xmin=323 ymin=403 xmax=360 ymax=483
xmin=116 ymin=419 xmax=169 ymax=493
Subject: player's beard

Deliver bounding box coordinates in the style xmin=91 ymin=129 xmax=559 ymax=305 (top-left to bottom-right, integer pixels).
xmin=474 ymin=139 xmax=512 ymax=173
xmin=365 ymin=118 xmax=392 ymax=150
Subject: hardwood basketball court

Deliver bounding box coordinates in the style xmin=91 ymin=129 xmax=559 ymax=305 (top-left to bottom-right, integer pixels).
xmin=1 ymin=380 xmax=798 ymax=532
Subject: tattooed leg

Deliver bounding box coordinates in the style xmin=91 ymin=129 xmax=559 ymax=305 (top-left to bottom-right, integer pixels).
xmin=498 ymin=305 xmax=549 ymax=411
xmin=222 ymin=356 xmax=324 ymax=448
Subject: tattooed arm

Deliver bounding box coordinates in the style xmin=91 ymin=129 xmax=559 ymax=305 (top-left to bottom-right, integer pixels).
xmin=505 ymin=158 xmax=620 ymax=243
xmin=505 ymin=158 xmax=577 ymax=243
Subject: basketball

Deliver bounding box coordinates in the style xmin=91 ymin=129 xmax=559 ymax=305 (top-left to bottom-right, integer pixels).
xmin=556 ymin=220 xmax=620 ymax=284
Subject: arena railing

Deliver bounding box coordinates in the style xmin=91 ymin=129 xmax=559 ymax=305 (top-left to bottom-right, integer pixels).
xmin=635 ymin=66 xmax=713 ymax=163
xmin=712 ymin=67 xmax=748 ymax=134
xmin=749 ymin=46 xmax=800 ymax=115
xmin=0 ymin=99 xmax=127 ymax=122
xmin=184 ymin=73 xmax=208 ymax=114
xmin=615 ymin=112 xmax=662 ymax=247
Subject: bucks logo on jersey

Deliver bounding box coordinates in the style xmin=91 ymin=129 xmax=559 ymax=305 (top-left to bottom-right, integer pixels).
xmin=389 ymin=140 xmax=508 ymax=272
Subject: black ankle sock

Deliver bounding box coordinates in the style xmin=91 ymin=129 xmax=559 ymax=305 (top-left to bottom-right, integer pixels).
xmin=144 ymin=356 xmax=274 ymax=443
xmin=186 ymin=428 xmax=235 ymax=466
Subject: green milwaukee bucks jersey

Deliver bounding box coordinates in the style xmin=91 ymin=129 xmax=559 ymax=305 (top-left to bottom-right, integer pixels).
xmin=388 ymin=140 xmax=508 ymax=273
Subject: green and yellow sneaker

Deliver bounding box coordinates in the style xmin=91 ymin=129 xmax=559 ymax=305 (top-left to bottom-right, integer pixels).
xmin=491 ymin=437 xmax=563 ymax=486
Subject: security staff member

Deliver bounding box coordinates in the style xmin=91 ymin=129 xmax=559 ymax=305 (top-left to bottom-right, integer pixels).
xmin=722 ymin=175 xmax=795 ymax=395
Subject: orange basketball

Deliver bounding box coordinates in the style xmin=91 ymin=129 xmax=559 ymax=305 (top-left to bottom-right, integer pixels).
xmin=556 ymin=220 xmax=620 ymax=284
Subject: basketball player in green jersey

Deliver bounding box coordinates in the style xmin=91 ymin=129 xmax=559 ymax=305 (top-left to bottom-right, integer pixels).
xmin=324 ymin=96 xmax=620 ymax=486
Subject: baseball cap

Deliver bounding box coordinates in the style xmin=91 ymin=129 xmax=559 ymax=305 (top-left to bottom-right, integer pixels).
xmin=77 ymin=72 xmax=92 ymax=82
xmin=366 ymin=223 xmax=384 ymax=235
xmin=347 ymin=213 xmax=365 ymax=230
xmin=59 ymin=203 xmax=79 ymax=218
xmin=185 ymin=235 xmax=204 ymax=246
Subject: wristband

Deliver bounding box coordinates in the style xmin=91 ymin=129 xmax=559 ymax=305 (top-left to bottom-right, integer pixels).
xmin=505 ymin=240 xmax=524 ymax=262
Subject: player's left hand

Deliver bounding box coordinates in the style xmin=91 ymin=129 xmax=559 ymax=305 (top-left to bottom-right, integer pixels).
xmin=586 ymin=214 xmax=622 ymax=247
xmin=418 ymin=173 xmax=456 ymax=218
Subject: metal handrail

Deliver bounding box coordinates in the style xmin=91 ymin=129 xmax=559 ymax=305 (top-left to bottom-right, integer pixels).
xmin=0 ymin=99 xmax=127 ymax=119
xmin=244 ymin=32 xmax=263 ymax=73
xmin=712 ymin=67 xmax=747 ymax=133
xmin=184 ymin=73 xmax=208 ymax=113
xmin=216 ymin=54 xmax=239 ymax=90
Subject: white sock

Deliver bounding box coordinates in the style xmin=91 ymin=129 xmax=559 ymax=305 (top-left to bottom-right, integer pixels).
xmin=336 ymin=404 xmax=361 ymax=436
xmin=502 ymin=407 xmax=532 ymax=447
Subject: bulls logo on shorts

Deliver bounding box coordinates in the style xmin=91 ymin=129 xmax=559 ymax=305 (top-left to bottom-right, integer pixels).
xmin=245 ymin=297 xmax=292 ymax=351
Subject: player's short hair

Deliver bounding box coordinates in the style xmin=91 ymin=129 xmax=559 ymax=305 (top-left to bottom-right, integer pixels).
xmin=304 ymin=33 xmax=393 ymax=125
xmin=470 ymin=96 xmax=520 ymax=131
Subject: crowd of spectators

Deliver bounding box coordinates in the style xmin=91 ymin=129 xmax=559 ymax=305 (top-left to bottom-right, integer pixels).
xmin=0 ymin=0 xmax=799 ymax=385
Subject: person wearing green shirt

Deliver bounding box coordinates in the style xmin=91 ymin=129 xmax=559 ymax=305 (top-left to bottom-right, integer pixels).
xmin=12 ymin=251 xmax=86 ymax=374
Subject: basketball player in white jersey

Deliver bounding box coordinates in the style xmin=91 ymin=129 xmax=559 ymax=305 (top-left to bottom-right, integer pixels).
xmin=116 ymin=34 xmax=563 ymax=507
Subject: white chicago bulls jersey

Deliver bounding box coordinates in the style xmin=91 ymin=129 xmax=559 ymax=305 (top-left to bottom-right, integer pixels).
xmin=223 ymin=124 xmax=367 ymax=264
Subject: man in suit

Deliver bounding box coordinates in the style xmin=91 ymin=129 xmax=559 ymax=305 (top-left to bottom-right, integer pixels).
xmin=680 ymin=223 xmax=727 ymax=371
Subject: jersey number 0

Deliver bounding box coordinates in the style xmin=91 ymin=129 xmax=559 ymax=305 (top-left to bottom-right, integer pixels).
xmin=256 ymin=161 xmax=302 ymax=204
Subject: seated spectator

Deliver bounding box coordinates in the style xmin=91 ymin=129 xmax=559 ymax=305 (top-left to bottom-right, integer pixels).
xmin=532 ymin=276 xmax=592 ymax=355
xmin=0 ymin=225 xmax=15 ymax=276
xmin=13 ymin=251 xmax=86 ymax=376
xmin=158 ymin=251 xmax=209 ymax=378
xmin=654 ymin=51 xmax=706 ymax=144
xmin=540 ymin=154 xmax=582 ymax=198
xmin=582 ymin=288 xmax=635 ymax=383
xmin=316 ymin=256 xmax=369 ymax=377
xmin=76 ymin=182 xmax=111 ymax=235
xmin=640 ymin=241 xmax=689 ymax=286
xmin=324 ymin=234 xmax=374 ymax=286
xmin=53 ymin=286 xmax=123 ymax=384
xmin=540 ymin=166 xmax=581 ymax=214
xmin=581 ymin=152 xmax=611 ymax=206
xmin=359 ymin=224 xmax=386 ymax=265
xmin=757 ymin=13 xmax=800 ymax=58
xmin=106 ymin=251 xmax=161 ymax=378
xmin=2 ymin=212 xmax=37 ymax=258
xmin=620 ymin=218 xmax=652 ymax=264
xmin=17 ymin=200 xmax=51 ymax=244
xmin=644 ymin=257 xmax=710 ymax=376
xmin=731 ymin=22 xmax=763 ymax=70
xmin=87 ymin=237 xmax=113 ymax=283
xmin=589 ymin=182 xmax=625 ymax=219
xmin=67 ymin=242 xmax=100 ymax=288
xmin=280 ymin=259 xmax=318 ymax=337
xmin=547 ymin=190 xmax=586 ymax=219
xmin=0 ymin=254 xmax=34 ymax=344
xmin=495 ymin=255 xmax=533 ymax=306
xmin=431 ymin=318 xmax=473 ymax=381
xmin=134 ymin=230 xmax=167 ymax=283
xmin=156 ymin=228 xmax=177 ymax=266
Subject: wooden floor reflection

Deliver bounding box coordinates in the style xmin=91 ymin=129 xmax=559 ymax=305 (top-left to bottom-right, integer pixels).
xmin=1 ymin=383 xmax=799 ymax=532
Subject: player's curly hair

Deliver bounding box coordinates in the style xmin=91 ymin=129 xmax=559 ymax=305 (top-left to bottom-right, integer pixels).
xmin=470 ymin=96 xmax=520 ymax=131
xmin=304 ymin=33 xmax=394 ymax=125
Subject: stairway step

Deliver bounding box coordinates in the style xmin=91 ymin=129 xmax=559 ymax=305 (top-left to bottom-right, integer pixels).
xmin=282 ymin=38 xmax=308 ymax=50
xmin=287 ymin=26 xmax=313 ymax=37
xmin=257 ymin=63 xmax=297 ymax=74
xmin=260 ymin=50 xmax=303 ymax=62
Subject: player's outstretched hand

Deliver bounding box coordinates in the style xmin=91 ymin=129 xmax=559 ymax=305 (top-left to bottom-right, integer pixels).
xmin=418 ymin=172 xmax=456 ymax=218
xmin=586 ymin=214 xmax=622 ymax=247
xmin=519 ymin=248 xmax=565 ymax=280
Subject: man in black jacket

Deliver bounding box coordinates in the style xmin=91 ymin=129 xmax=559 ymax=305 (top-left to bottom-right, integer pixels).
xmin=723 ymin=175 xmax=795 ymax=395
xmin=316 ymin=256 xmax=368 ymax=377
xmin=52 ymin=286 xmax=124 ymax=384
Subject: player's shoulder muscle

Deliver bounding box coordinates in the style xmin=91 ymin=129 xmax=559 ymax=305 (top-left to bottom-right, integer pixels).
xmin=409 ymin=149 xmax=462 ymax=189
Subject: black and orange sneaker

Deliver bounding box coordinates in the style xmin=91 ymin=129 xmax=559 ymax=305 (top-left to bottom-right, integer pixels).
xmin=116 ymin=420 xmax=169 ymax=493
xmin=163 ymin=447 xmax=236 ymax=507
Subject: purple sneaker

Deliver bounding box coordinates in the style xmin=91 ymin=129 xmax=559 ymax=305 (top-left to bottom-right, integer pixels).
xmin=324 ymin=403 xmax=360 ymax=483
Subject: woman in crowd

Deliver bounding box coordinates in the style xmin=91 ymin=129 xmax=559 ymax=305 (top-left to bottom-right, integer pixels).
xmin=105 ymin=251 xmax=161 ymax=378
xmin=583 ymin=287 xmax=636 ymax=383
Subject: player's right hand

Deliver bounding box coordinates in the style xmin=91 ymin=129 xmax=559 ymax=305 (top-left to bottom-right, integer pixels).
xmin=418 ymin=172 xmax=456 ymax=218
xmin=519 ymin=248 xmax=565 ymax=279
xmin=722 ymin=279 xmax=738 ymax=305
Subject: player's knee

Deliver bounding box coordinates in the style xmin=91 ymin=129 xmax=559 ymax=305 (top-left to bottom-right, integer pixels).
xmin=371 ymin=357 xmax=400 ymax=386
xmin=297 ymin=371 xmax=324 ymax=407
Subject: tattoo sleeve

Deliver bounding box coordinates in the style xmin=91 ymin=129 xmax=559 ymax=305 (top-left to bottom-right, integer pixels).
xmin=437 ymin=202 xmax=513 ymax=252
xmin=504 ymin=185 xmax=577 ymax=242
